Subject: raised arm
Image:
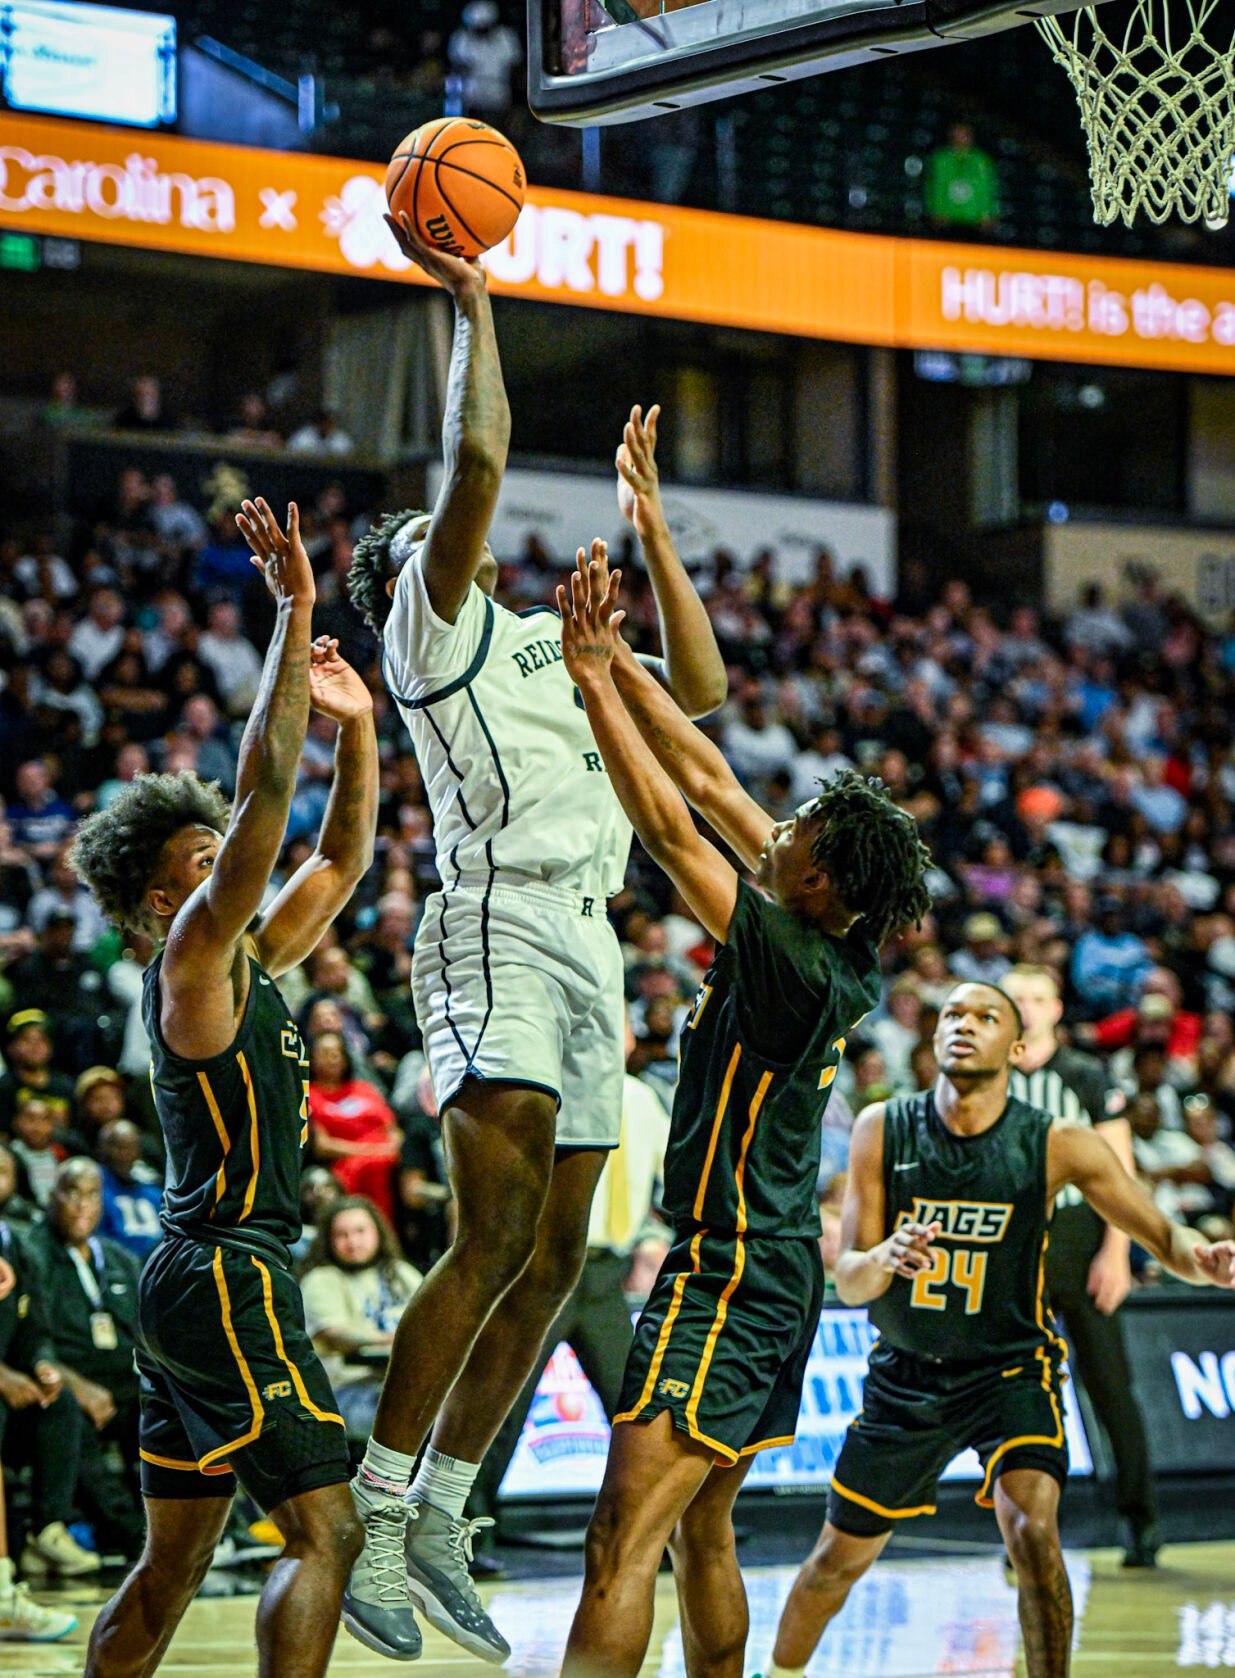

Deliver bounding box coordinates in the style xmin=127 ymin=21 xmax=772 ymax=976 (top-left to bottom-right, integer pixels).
xmin=254 ymin=637 xmax=379 ymax=978
xmin=616 ymin=403 xmax=726 ymax=719
xmin=612 ymin=638 xmax=771 ymax=871
xmin=168 ymin=499 xmax=313 ymax=975
xmin=388 ymin=213 xmax=511 ymax=623
xmin=559 ymin=545 xmax=738 ymax=943
xmin=833 ymin=1103 xmax=941 ymax=1305
xmin=1050 ymin=1121 xmax=1235 ymax=1288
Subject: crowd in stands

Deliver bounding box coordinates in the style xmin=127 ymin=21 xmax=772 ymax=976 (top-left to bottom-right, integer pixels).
xmin=0 ymin=435 xmax=1234 ymax=1592
xmin=37 ymin=370 xmax=357 ymax=459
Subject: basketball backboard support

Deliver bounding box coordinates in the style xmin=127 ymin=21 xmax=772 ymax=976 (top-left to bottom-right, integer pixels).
xmin=528 ymin=0 xmax=1106 ymax=124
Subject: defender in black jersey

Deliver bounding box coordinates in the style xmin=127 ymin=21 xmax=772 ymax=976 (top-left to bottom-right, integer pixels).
xmin=70 ymin=499 xmax=382 ymax=1678
xmin=1005 ymin=963 xmax=1158 ymax=1567
xmin=555 ymin=553 xmax=932 ymax=1678
xmin=768 ymin=981 xmax=1235 ymax=1678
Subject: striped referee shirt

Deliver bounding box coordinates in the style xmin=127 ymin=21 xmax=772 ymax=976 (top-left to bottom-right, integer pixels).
xmin=1010 ymin=1043 xmax=1126 ymax=1210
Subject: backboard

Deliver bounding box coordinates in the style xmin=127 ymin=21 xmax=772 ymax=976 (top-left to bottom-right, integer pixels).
xmin=528 ymin=0 xmax=1105 ymax=125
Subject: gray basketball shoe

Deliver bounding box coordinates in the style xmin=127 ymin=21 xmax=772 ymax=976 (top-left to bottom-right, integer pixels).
xmin=404 ymin=1501 xmax=510 ymax=1664
xmin=343 ymin=1478 xmax=423 ymax=1661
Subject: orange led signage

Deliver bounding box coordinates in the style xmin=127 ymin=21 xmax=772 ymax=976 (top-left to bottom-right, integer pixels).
xmin=4 ymin=113 xmax=1235 ymax=376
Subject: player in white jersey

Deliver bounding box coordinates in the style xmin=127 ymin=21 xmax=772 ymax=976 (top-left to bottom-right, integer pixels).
xmin=340 ymin=215 xmax=726 ymax=1662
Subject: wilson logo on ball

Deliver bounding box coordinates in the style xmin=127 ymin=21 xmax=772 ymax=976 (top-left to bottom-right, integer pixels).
xmin=424 ymin=214 xmax=465 ymax=256
xmin=385 ymin=116 xmax=526 ymax=262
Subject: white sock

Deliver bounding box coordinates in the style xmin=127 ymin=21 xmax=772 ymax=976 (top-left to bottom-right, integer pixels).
xmin=359 ymin=1437 xmax=416 ymax=1499
xmin=0 ymin=1557 xmax=12 ymax=1594
xmin=410 ymin=1445 xmax=481 ymax=1521
xmin=768 ymin=1665 xmax=806 ymax=1678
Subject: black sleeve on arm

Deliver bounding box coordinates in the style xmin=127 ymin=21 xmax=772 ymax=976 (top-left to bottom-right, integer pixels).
xmin=726 ymin=879 xmax=830 ymax=1062
xmin=6 ymin=1231 xmax=58 ymax=1371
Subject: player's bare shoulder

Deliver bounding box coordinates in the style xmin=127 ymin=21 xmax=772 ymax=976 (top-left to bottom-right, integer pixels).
xmin=850 ymin=1101 xmax=888 ymax=1163
xmin=160 ymin=917 xmax=253 ymax=1058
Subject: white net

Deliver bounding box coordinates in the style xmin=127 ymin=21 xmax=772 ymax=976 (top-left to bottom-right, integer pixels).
xmin=1037 ymin=0 xmax=1235 ymax=228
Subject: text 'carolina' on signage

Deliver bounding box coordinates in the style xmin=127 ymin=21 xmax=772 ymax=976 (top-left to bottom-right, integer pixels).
xmin=0 ymin=143 xmax=234 ymax=229
xmin=6 ymin=112 xmax=1235 ymax=377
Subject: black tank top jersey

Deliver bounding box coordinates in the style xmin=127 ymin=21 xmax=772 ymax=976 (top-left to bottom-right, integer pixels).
xmin=143 ymin=951 xmax=309 ymax=1251
xmin=869 ymin=1090 xmax=1063 ymax=1364
xmin=662 ymin=879 xmax=881 ymax=1242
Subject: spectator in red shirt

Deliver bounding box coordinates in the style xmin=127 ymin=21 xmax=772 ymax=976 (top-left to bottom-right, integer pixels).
xmin=1081 ymin=966 xmax=1203 ymax=1071
xmin=307 ymin=1032 xmax=401 ymax=1223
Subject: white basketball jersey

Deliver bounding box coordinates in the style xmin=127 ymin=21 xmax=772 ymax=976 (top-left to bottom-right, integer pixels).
xmin=383 ymin=556 xmax=633 ymax=898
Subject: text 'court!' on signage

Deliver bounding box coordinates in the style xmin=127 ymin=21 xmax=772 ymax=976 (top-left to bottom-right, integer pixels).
xmin=5 ymin=113 xmax=1235 ymax=376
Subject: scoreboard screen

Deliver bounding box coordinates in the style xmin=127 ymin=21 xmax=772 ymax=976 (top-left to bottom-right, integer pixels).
xmin=0 ymin=1 xmax=177 ymax=129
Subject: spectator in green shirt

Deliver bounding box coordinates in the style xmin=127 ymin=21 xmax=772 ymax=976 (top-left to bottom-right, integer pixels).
xmin=925 ymin=123 xmax=999 ymax=230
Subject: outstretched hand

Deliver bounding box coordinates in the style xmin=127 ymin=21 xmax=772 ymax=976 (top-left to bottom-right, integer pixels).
xmin=556 ymin=539 xmax=625 ymax=688
xmin=236 ymin=498 xmax=315 ymax=609
xmin=1195 ymin=1240 xmax=1235 ymax=1288
xmin=308 ymin=636 xmax=373 ymax=723
xmin=616 ymin=402 xmax=663 ymax=537
xmin=384 ymin=210 xmax=487 ymax=299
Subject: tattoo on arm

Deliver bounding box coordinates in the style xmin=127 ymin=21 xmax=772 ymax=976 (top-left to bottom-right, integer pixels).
xmin=317 ymin=718 xmax=378 ymax=877
xmin=638 ymin=707 xmax=685 ymax=764
xmin=236 ymin=608 xmax=312 ymax=800
xmin=442 ymin=293 xmax=510 ymax=472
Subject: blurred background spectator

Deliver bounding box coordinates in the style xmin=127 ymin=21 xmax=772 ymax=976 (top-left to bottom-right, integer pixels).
xmin=447 ymin=0 xmax=523 ymax=122
xmin=924 ymin=122 xmax=1000 ymax=230
xmin=287 ymin=412 xmax=355 ymax=457
xmin=300 ymin=1197 xmax=421 ymax=1444
xmin=25 ymin=1161 xmax=144 ymax=1564
xmin=0 ymin=1216 xmax=96 ymax=1583
xmin=307 ymin=1032 xmax=402 ymax=1223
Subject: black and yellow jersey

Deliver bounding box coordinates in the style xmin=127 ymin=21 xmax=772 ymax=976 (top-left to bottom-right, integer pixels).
xmin=661 ymin=879 xmax=881 ymax=1242
xmin=143 ymin=951 xmax=309 ymax=1252
xmin=870 ymin=1090 xmax=1064 ymax=1365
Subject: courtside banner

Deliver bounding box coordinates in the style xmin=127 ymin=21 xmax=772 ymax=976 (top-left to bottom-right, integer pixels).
xmin=1121 ymin=1293 xmax=1235 ymax=1475
xmin=499 ymin=1306 xmax=1093 ymax=1500
xmin=6 ymin=112 xmax=1235 ymax=373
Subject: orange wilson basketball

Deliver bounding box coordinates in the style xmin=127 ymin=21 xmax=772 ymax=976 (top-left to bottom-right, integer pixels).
xmin=385 ymin=118 xmax=526 ymax=261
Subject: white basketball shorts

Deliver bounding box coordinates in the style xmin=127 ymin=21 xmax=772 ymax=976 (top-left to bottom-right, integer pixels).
xmin=411 ymin=873 xmax=624 ymax=1149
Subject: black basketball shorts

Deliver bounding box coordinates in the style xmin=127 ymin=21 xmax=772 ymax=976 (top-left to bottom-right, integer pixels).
xmin=614 ymin=1227 xmax=824 ymax=1464
xmin=828 ymin=1339 xmax=1069 ymax=1537
xmin=136 ymin=1237 xmax=349 ymax=1512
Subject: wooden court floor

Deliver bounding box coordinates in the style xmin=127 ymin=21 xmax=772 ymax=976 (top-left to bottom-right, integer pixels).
xmin=9 ymin=1541 xmax=1235 ymax=1676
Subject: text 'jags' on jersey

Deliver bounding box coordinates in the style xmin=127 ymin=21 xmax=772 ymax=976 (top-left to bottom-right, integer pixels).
xmin=872 ymin=1090 xmax=1066 ymax=1365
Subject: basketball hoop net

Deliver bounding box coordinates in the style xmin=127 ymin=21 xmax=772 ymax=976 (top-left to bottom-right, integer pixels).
xmin=1037 ymin=0 xmax=1235 ymax=228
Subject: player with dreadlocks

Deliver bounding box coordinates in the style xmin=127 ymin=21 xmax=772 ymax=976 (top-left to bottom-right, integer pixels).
xmin=552 ymin=544 xmax=932 ymax=1678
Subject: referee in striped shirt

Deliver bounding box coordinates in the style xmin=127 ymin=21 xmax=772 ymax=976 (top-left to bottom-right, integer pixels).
xmin=1004 ymin=964 xmax=1159 ymax=1567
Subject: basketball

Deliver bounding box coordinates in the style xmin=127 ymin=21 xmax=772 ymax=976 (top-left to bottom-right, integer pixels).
xmin=385 ymin=117 xmax=526 ymax=261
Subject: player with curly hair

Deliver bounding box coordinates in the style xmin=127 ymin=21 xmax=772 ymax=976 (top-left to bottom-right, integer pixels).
xmin=71 ymin=498 xmax=381 ymax=1678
